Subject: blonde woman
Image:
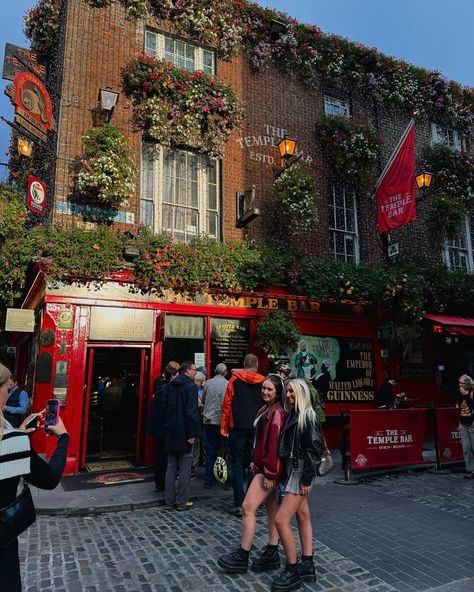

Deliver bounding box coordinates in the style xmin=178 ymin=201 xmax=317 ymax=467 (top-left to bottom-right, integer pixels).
xmin=0 ymin=362 xmax=69 ymax=591
xmin=272 ymin=378 xmax=323 ymax=592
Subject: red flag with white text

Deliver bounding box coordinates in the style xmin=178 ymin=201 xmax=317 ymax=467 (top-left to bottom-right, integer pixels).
xmin=377 ymin=121 xmax=415 ymax=232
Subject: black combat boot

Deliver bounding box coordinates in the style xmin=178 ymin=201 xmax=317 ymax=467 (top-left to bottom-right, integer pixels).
xmin=298 ymin=554 xmax=316 ymax=582
xmin=271 ymin=563 xmax=301 ymax=591
xmin=217 ymin=547 xmax=250 ymax=573
xmin=251 ymin=544 xmax=280 ymax=572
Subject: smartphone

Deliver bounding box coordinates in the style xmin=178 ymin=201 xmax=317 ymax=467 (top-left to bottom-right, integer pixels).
xmin=44 ymin=399 xmax=60 ymax=432
xmin=25 ymin=414 xmax=40 ymax=430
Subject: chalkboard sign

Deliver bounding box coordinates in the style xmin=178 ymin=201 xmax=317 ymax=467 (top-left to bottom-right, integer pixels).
xmin=210 ymin=318 xmax=249 ymax=372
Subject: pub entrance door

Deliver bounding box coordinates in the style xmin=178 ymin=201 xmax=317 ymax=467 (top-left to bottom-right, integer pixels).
xmin=81 ymin=345 xmax=150 ymax=469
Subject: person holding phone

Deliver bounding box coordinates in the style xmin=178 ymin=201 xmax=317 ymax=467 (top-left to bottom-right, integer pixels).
xmin=0 ymin=363 xmax=69 ymax=591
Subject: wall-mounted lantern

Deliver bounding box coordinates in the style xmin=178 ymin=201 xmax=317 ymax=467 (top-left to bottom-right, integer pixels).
xmin=17 ymin=138 xmax=33 ymax=157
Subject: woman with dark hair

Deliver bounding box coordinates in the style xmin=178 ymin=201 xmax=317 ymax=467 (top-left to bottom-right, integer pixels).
xmin=458 ymin=374 xmax=474 ymax=479
xmin=0 ymin=362 xmax=69 ymax=591
xmin=272 ymin=378 xmax=323 ymax=591
xmin=218 ymin=374 xmax=285 ymax=574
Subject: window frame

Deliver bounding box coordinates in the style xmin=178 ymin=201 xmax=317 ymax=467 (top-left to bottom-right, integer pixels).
xmin=145 ymin=29 xmax=216 ymax=75
xmin=443 ymin=216 xmax=474 ymax=272
xmin=431 ymin=123 xmax=465 ymax=151
xmin=140 ymin=142 xmax=221 ymax=242
xmin=328 ymin=183 xmax=360 ymax=263
xmin=324 ymin=94 xmax=350 ymax=118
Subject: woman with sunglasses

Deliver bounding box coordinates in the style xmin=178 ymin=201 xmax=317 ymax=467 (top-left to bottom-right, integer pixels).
xmin=272 ymin=378 xmax=323 ymax=591
xmin=218 ymin=374 xmax=285 ymax=574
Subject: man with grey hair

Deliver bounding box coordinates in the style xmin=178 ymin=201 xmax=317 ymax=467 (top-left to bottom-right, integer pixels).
xmin=202 ymin=363 xmax=228 ymax=488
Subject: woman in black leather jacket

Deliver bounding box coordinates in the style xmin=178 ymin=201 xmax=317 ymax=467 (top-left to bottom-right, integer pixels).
xmin=0 ymin=363 xmax=69 ymax=591
xmin=272 ymin=378 xmax=323 ymax=592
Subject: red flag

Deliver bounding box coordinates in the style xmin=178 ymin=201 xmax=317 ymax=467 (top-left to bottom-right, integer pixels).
xmin=377 ymin=120 xmax=415 ymax=232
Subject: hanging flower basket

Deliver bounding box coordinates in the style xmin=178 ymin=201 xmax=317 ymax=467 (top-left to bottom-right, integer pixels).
xmin=273 ymin=164 xmax=318 ymax=232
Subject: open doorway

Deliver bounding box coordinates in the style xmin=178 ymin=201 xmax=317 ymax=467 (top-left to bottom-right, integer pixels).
xmin=82 ymin=346 xmax=150 ymax=468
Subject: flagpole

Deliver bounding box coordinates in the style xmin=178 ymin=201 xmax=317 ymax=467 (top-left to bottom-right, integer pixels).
xmin=373 ymin=118 xmax=415 ymax=193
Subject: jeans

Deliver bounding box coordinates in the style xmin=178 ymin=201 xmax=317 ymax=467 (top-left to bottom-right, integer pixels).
xmin=459 ymin=423 xmax=474 ymax=472
xmin=203 ymin=424 xmax=221 ymax=485
xmin=229 ymin=427 xmax=254 ymax=507
xmin=165 ymin=451 xmax=193 ymax=504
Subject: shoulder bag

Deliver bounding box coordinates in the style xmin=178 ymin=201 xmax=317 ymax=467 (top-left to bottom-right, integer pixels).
xmin=317 ymin=435 xmax=336 ymax=477
xmin=0 ymin=483 xmax=36 ymax=549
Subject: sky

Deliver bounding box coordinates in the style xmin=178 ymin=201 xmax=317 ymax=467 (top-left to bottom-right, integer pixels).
xmin=0 ymin=0 xmax=472 ymax=181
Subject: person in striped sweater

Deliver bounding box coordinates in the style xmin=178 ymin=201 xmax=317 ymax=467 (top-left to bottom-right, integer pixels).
xmin=0 ymin=363 xmax=69 ymax=591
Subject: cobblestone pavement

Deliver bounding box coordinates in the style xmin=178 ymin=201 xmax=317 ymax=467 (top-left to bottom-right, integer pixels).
xmin=18 ymin=470 xmax=474 ymax=592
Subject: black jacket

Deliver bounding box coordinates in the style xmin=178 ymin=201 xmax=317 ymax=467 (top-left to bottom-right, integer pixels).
xmin=146 ymin=380 xmax=169 ymax=439
xmin=279 ymin=411 xmax=323 ymax=486
xmin=164 ymin=375 xmax=201 ymax=452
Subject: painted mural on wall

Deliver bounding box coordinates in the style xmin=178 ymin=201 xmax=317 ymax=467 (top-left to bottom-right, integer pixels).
xmin=288 ymin=335 xmax=375 ymax=403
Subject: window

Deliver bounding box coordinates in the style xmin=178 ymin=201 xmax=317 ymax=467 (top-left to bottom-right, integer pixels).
xmin=145 ymin=30 xmax=215 ymax=74
xmin=444 ymin=217 xmax=473 ymax=272
xmin=328 ymin=184 xmax=359 ymax=262
xmin=324 ymin=95 xmax=350 ymax=118
xmin=431 ymin=123 xmax=465 ymax=151
xmin=140 ymin=142 xmax=220 ymax=241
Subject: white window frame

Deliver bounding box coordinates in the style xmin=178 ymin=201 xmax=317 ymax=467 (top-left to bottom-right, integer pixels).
xmin=324 ymin=95 xmax=350 ymax=118
xmin=431 ymin=123 xmax=465 ymax=151
xmin=145 ymin=30 xmax=215 ymax=74
xmin=443 ymin=216 xmax=474 ymax=272
xmin=140 ymin=142 xmax=220 ymax=242
xmin=328 ymin=184 xmax=360 ymax=263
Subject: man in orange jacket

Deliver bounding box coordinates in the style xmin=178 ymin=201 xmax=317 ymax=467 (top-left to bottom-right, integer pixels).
xmin=221 ymin=353 xmax=265 ymax=516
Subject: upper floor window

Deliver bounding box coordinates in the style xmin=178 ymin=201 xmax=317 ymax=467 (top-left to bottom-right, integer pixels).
xmin=141 ymin=142 xmax=220 ymax=242
xmin=328 ymin=183 xmax=359 ymax=262
xmin=431 ymin=123 xmax=465 ymax=151
xmin=145 ymin=30 xmax=215 ymax=75
xmin=324 ymin=95 xmax=350 ymax=118
xmin=444 ymin=216 xmax=473 ymax=272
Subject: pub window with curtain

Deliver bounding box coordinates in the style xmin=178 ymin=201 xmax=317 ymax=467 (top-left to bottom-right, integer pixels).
xmin=443 ymin=216 xmax=473 ymax=272
xmin=145 ymin=30 xmax=215 ymax=75
xmin=328 ymin=183 xmax=360 ymax=262
xmin=140 ymin=142 xmax=220 ymax=242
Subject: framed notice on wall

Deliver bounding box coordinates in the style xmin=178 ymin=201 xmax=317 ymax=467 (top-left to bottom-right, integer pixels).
xmin=210 ymin=318 xmax=250 ymax=372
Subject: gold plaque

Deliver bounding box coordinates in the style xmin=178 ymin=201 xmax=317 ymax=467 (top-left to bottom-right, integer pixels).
xmin=89 ymin=307 xmax=154 ymax=341
xmin=5 ymin=308 xmax=35 ymax=333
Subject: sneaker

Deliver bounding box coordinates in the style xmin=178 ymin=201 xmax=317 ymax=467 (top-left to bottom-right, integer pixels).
xmin=230 ymin=505 xmax=242 ymax=517
xmin=217 ymin=548 xmax=249 ymax=574
xmin=176 ymin=502 xmax=192 ymax=511
xmin=251 ymin=544 xmax=280 ymax=572
xmin=271 ymin=564 xmax=301 ymax=591
xmin=163 ymin=503 xmax=175 ymax=510
xmin=297 ymin=556 xmax=316 ymax=582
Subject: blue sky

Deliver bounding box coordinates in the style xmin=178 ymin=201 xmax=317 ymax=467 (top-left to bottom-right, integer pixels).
xmin=1 ymin=0 xmax=472 ymax=180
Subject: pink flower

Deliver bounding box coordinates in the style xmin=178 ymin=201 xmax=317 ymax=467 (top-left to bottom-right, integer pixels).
xmin=47 ymin=242 xmax=55 ymax=248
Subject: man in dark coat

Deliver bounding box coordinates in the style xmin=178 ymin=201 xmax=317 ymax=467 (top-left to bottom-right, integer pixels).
xmin=163 ymin=361 xmax=201 ymax=510
xmin=146 ymin=361 xmax=180 ymax=491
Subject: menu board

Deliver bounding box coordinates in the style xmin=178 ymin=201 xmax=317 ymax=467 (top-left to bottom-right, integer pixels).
xmin=210 ymin=318 xmax=249 ymax=372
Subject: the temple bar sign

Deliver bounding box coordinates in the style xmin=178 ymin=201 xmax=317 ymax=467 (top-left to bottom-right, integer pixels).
xmin=5 ymin=309 xmax=35 ymax=332
xmin=89 ymin=307 xmax=154 ymax=341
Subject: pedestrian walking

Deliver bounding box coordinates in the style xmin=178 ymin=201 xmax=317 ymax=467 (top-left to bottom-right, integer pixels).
xmin=146 ymin=361 xmax=180 ymax=491
xmin=457 ymin=374 xmax=474 ymax=479
xmin=272 ymin=378 xmax=323 ymax=591
xmin=163 ymin=361 xmax=201 ymax=510
xmin=0 ymin=362 xmax=69 ymax=592
xmin=191 ymin=371 xmax=206 ymax=477
xmin=202 ymin=363 xmax=228 ymax=488
xmin=218 ymin=374 xmax=285 ymax=574
xmin=220 ymin=354 xmax=265 ymax=516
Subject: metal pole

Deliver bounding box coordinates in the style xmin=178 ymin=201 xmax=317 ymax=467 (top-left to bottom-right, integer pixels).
xmin=431 ymin=404 xmax=442 ymax=470
xmin=340 ymin=405 xmax=349 ymax=481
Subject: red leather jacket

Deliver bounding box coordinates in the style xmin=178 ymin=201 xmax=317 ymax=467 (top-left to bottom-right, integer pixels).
xmin=251 ymin=403 xmax=285 ymax=480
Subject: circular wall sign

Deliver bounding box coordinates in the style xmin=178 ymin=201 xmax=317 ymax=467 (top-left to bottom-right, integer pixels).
xmin=39 ymin=328 xmax=56 ymax=347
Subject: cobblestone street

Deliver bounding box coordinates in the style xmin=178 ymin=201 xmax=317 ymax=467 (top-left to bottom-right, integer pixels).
xmin=18 ymin=470 xmax=474 ymax=592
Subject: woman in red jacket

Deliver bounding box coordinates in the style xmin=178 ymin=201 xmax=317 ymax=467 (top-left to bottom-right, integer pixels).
xmin=218 ymin=374 xmax=285 ymax=574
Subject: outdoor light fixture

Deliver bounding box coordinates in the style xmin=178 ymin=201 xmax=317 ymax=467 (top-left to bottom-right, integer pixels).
xmin=99 ymin=87 xmax=119 ymax=123
xmin=17 ymin=138 xmax=33 ymax=157
xmin=278 ymin=137 xmax=296 ymax=160
xmin=415 ymin=171 xmax=433 ymax=190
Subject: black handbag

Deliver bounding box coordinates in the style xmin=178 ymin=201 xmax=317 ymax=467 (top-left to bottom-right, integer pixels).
xmin=0 ymin=484 xmax=36 ymax=549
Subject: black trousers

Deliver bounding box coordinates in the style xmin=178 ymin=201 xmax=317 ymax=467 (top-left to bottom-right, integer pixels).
xmin=154 ymin=437 xmax=168 ymax=490
xmin=0 ymin=538 xmax=21 ymax=591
